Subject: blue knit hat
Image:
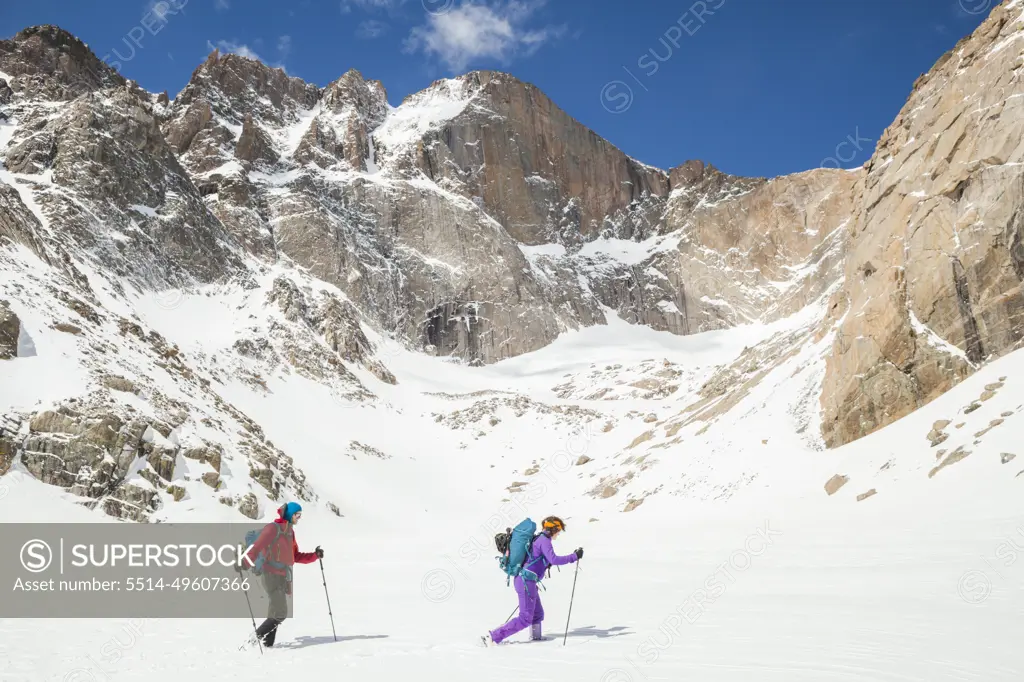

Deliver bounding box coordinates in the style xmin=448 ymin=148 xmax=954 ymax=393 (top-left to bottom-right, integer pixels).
xmin=281 ymin=502 xmax=302 ymax=522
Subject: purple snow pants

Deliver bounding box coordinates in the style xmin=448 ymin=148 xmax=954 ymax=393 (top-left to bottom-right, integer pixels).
xmin=489 ymin=576 xmax=544 ymax=644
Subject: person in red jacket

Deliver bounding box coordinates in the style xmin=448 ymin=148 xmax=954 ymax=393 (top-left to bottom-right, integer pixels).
xmin=242 ymin=502 xmax=322 ymax=647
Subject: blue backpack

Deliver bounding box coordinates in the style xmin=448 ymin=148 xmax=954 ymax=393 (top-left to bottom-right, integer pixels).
xmin=244 ymin=524 xmax=286 ymax=576
xmin=496 ymin=518 xmax=545 ymax=585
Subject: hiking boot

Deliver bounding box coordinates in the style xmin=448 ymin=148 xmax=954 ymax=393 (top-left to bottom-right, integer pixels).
xmin=238 ymin=633 xmax=260 ymax=651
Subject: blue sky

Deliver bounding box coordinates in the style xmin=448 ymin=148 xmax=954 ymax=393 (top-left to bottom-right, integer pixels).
xmin=0 ymin=0 xmax=993 ymax=177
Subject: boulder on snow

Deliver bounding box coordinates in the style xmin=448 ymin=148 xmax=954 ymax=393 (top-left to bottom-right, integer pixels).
xmin=929 ymin=447 xmax=972 ymax=478
xmin=974 ymin=419 xmax=1005 ymax=439
xmin=623 ymin=497 xmax=644 ymax=512
xmin=824 ymin=474 xmax=849 ymax=496
xmin=102 ymin=375 xmax=138 ymax=394
xmin=238 ymin=493 xmax=260 ymax=519
xmin=927 ymin=419 xmax=951 ymax=447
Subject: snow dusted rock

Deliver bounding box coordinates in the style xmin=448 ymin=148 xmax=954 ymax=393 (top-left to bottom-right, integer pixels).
xmin=165 ymin=48 xmax=319 ymax=176
xmin=267 ymin=275 xmax=396 ymax=383
xmin=237 ymin=492 xmax=260 ymax=520
xmin=0 ymin=25 xmax=125 ymax=102
xmin=9 ymin=391 xmax=315 ymax=522
xmin=0 ymin=300 xmax=19 ymax=359
xmin=235 ymin=113 xmax=279 ymax=166
xmin=172 ymin=49 xmax=320 ymax=129
xmin=2 ymin=87 xmax=243 ymax=288
xmin=296 ymin=69 xmax=388 ymax=170
xmin=0 ymin=181 xmax=56 ymax=269
xmin=0 ymin=417 xmax=19 ymax=476
xmin=23 ymin=406 xmax=147 ymax=493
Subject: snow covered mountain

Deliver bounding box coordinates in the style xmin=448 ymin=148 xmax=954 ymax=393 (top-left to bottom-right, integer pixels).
xmin=1 ymin=0 xmax=1023 ymax=528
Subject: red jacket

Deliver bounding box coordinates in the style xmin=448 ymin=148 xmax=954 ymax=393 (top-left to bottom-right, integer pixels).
xmin=244 ymin=508 xmax=318 ymax=580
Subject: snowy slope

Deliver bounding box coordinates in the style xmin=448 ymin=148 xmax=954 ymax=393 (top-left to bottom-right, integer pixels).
xmin=1 ymin=319 xmax=1022 ymax=680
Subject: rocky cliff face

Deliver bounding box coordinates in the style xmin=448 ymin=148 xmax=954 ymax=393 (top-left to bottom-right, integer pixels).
xmin=152 ymin=43 xmax=867 ymax=365
xmin=395 ymin=71 xmax=671 ymax=246
xmin=1 ymin=3 xmax=1023 ymax=518
xmin=819 ymin=0 xmax=1024 ymax=447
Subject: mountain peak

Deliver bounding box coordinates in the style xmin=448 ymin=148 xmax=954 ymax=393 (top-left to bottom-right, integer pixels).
xmin=0 ymin=24 xmax=124 ymax=100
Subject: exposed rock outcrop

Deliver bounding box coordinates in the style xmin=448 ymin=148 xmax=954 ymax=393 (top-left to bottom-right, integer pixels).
xmin=0 ymin=300 xmax=19 ymax=359
xmin=820 ymin=0 xmax=1024 ymax=447
xmin=0 ymin=25 xmax=126 ymax=101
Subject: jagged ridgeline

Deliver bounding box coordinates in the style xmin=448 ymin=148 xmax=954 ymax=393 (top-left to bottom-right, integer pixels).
xmin=1 ymin=2 xmax=1023 ymax=518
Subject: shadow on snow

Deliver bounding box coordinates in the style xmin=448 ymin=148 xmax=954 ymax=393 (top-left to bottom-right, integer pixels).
xmin=276 ymin=634 xmax=390 ymax=650
xmin=506 ymin=626 xmax=633 ymax=643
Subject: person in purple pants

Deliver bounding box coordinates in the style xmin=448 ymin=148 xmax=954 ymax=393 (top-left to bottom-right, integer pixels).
xmin=482 ymin=516 xmax=584 ymax=646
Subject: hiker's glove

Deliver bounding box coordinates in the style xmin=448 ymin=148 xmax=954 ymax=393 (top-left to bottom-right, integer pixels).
xmin=575 ymin=547 xmax=584 ymax=560
xmin=315 ymin=546 xmax=324 ymax=559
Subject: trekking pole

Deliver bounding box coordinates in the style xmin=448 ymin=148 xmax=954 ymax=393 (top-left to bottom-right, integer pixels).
xmin=319 ymin=556 xmax=337 ymax=642
xmin=504 ymin=605 xmax=519 ymax=624
xmin=562 ymin=559 xmax=580 ymax=646
xmin=241 ymin=576 xmax=264 ymax=655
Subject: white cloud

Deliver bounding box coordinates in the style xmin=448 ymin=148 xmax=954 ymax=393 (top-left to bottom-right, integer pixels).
xmin=341 ymin=0 xmax=406 ymax=14
xmin=357 ymin=20 xmax=389 ymax=39
xmin=277 ymin=35 xmax=292 ymax=58
xmin=211 ymin=39 xmax=263 ymax=62
xmin=208 ymin=38 xmax=293 ymax=73
xmin=215 ymin=0 xmax=230 ymax=11
xmin=405 ymin=1 xmax=565 ymax=72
